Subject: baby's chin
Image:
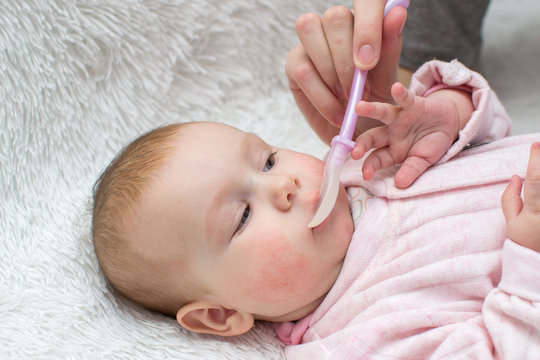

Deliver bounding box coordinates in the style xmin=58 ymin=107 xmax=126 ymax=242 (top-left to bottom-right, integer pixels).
xmin=314 ymin=184 xmax=354 ymax=254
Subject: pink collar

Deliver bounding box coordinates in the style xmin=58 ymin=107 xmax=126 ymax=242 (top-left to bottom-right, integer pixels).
xmin=272 ymin=313 xmax=313 ymax=345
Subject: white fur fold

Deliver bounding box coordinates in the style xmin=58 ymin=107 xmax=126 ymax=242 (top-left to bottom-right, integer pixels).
xmin=0 ymin=0 xmax=330 ymax=358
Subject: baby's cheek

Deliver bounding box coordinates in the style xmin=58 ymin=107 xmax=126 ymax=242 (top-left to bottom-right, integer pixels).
xmin=298 ymin=158 xmax=323 ymax=180
xmin=243 ymin=233 xmax=315 ymax=303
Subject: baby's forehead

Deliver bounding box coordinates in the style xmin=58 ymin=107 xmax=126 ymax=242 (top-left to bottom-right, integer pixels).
xmin=171 ymin=122 xmax=262 ymax=163
xmin=143 ymin=121 xmax=251 ymax=206
xmin=183 ymin=121 xmax=248 ymax=139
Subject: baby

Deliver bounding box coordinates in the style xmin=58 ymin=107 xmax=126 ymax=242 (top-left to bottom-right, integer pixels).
xmin=92 ymin=57 xmax=540 ymax=358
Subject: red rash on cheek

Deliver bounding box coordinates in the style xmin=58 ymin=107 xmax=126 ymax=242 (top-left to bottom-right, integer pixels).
xmin=298 ymin=160 xmax=323 ymax=181
xmin=243 ymin=233 xmax=315 ymax=303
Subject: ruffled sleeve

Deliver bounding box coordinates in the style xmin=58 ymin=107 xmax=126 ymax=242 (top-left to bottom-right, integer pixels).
xmin=409 ymin=59 xmax=512 ymax=163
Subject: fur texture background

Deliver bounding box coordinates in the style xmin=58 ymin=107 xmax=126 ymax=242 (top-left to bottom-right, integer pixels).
xmin=1 ymin=0 xmax=538 ymax=358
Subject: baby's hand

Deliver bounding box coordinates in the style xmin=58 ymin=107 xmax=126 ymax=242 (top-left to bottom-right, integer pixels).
xmin=351 ymin=83 xmax=468 ymax=188
xmin=501 ymin=143 xmax=540 ymax=253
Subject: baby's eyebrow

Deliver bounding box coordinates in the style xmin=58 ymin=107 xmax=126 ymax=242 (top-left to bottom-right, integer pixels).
xmin=241 ymin=133 xmax=273 ymax=169
xmin=240 ymin=133 xmax=263 ymax=159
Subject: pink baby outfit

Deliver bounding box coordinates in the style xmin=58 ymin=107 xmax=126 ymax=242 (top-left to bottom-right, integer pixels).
xmin=274 ymin=60 xmax=540 ymax=359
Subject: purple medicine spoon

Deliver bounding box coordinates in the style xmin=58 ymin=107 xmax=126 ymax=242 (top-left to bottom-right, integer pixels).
xmin=308 ymin=0 xmax=410 ymax=228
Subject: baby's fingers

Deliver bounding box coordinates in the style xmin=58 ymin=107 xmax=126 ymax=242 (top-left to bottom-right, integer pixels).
xmin=501 ymin=175 xmax=524 ymax=224
xmin=522 ymin=142 xmax=540 ymax=213
xmin=351 ymin=126 xmax=389 ymax=160
xmin=394 ymin=156 xmax=432 ymax=189
xmin=355 ymin=100 xmax=398 ymax=126
xmin=361 ymin=147 xmax=397 ymax=181
xmin=390 ymin=82 xmax=416 ymax=109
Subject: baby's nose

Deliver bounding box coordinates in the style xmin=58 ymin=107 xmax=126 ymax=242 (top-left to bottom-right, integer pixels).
xmin=271 ymin=175 xmax=299 ymax=211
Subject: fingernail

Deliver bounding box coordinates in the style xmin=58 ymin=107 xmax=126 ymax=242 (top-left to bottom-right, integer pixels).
xmin=355 ymin=44 xmax=376 ymax=68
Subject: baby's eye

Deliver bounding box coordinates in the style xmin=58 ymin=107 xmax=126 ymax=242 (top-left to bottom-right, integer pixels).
xmin=264 ymin=152 xmax=277 ymax=172
xmin=235 ymin=204 xmax=250 ymax=234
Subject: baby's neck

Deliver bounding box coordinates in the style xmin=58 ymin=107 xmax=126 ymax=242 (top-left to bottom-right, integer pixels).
xmin=255 ymin=294 xmax=326 ymax=323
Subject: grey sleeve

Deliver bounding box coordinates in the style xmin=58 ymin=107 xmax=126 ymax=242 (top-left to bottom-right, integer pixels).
xmin=400 ymin=0 xmax=491 ymax=71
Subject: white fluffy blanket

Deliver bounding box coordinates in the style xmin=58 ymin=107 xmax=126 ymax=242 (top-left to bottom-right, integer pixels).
xmin=1 ymin=0 xmax=331 ymax=358
xmin=1 ymin=0 xmax=539 ymax=358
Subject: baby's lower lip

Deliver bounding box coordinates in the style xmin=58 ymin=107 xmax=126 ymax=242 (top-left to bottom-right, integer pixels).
xmin=310 ymin=204 xmax=331 ymax=231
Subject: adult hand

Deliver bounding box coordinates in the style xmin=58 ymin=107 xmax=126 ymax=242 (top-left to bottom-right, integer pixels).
xmin=286 ymin=5 xmax=407 ymax=145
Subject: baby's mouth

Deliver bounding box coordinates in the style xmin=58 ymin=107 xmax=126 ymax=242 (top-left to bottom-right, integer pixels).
xmin=311 ymin=215 xmax=330 ymax=231
xmin=308 ymin=188 xmax=331 ymax=231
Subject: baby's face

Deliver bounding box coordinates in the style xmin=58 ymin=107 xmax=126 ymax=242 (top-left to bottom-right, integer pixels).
xmin=132 ymin=122 xmax=353 ymax=321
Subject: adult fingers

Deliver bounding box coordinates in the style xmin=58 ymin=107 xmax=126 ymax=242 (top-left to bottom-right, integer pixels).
xmin=352 ymin=0 xmax=386 ymax=70
xmin=296 ymin=13 xmax=340 ymax=99
xmin=365 ymin=6 xmax=407 ymax=101
xmin=321 ymin=6 xmax=355 ymax=101
xmin=289 ymin=78 xmax=339 ymax=146
xmin=378 ymin=7 xmax=406 ymax=75
xmin=286 ymin=43 xmax=345 ymax=127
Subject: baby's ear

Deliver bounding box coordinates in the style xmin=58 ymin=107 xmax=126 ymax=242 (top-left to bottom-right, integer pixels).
xmin=176 ymin=301 xmax=254 ymax=336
